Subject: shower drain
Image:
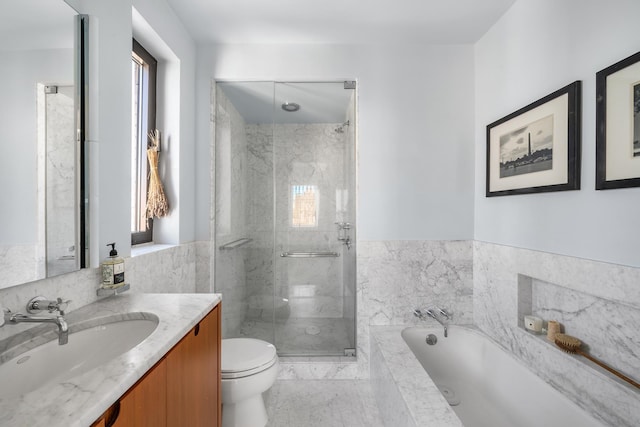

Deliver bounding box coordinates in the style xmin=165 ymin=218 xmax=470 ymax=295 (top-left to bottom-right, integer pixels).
xmin=437 ymin=384 xmax=461 ymax=406
xmin=305 ymin=326 xmax=320 ymax=335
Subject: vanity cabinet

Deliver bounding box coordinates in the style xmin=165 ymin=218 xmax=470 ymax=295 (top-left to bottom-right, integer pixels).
xmin=91 ymin=305 xmax=220 ymax=427
xmin=108 ymin=360 xmax=167 ymax=427
xmin=166 ymin=303 xmax=219 ymax=425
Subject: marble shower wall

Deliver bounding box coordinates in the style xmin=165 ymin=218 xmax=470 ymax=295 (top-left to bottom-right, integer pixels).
xmin=214 ymin=87 xmax=249 ymax=337
xmin=244 ymin=125 xmax=275 ymax=319
xmin=473 ymin=241 xmax=640 ymax=427
xmin=246 ymin=123 xmax=349 ymax=320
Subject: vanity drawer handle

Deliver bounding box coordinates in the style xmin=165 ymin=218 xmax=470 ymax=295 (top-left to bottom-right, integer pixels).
xmin=105 ymin=400 xmax=120 ymax=427
xmin=194 ymin=323 xmax=200 ymax=336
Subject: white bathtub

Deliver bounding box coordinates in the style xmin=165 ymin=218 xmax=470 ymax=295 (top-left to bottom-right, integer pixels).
xmin=371 ymin=325 xmax=605 ymax=427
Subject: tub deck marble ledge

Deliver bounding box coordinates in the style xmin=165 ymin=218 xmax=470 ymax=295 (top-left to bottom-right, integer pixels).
xmin=370 ymin=325 xmax=464 ymax=427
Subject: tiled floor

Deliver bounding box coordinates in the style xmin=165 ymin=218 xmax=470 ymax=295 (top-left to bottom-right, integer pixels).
xmin=265 ymin=380 xmax=384 ymax=427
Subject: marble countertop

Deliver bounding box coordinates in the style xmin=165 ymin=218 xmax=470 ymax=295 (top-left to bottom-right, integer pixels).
xmin=0 ymin=293 xmax=221 ymax=427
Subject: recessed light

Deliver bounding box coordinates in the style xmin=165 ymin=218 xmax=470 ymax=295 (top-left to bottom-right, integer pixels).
xmin=281 ymin=102 xmax=300 ymax=112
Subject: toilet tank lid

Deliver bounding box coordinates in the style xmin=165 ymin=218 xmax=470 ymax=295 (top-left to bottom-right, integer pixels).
xmin=222 ymin=338 xmax=277 ymax=373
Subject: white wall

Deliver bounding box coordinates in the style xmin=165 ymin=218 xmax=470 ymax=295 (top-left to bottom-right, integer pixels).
xmin=132 ymin=0 xmax=197 ymax=245
xmin=474 ymin=0 xmax=640 ymax=267
xmin=195 ymin=43 xmax=476 ymax=241
xmin=76 ymin=0 xmax=196 ymax=263
xmin=77 ymin=0 xmax=132 ymax=263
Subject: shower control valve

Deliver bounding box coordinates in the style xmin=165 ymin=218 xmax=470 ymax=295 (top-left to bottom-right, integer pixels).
xmin=335 ymin=222 xmax=352 ymax=250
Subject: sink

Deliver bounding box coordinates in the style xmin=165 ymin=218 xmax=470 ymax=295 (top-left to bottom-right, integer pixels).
xmin=0 ymin=313 xmax=158 ymax=399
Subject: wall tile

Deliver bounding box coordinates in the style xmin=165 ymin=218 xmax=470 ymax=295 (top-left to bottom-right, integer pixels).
xmin=0 ymin=243 xmax=198 ymax=342
xmin=359 ymin=240 xmax=473 ymax=326
xmin=474 ymin=241 xmax=640 ymax=427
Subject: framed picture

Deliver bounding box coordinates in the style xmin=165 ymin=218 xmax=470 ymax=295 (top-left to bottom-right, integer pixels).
xmin=596 ymin=50 xmax=640 ymax=190
xmin=486 ymin=81 xmax=582 ymax=197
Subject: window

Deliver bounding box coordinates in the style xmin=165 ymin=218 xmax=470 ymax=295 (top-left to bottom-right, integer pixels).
xmin=131 ymin=39 xmax=157 ymax=245
xmin=291 ymin=185 xmax=318 ymax=227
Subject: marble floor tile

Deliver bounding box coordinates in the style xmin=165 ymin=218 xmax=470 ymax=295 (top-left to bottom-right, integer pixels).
xmin=265 ymin=380 xmax=383 ymax=427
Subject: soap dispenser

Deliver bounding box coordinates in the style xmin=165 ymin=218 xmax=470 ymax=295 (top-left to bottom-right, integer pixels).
xmin=101 ymin=242 xmax=125 ymax=288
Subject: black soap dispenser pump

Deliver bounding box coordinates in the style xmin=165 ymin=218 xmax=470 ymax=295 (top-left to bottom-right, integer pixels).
xmin=101 ymin=242 xmax=125 ymax=288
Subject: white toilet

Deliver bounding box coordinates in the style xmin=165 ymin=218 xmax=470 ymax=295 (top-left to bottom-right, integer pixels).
xmin=221 ymin=338 xmax=279 ymax=427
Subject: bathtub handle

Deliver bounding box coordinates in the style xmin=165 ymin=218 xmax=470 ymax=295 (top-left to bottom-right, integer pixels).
xmin=436 ymin=307 xmax=451 ymax=320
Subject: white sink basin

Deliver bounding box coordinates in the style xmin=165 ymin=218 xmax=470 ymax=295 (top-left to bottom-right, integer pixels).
xmin=0 ymin=313 xmax=158 ymax=399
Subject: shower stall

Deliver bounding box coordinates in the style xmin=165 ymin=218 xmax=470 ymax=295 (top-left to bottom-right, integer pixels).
xmin=214 ymin=81 xmax=357 ymax=357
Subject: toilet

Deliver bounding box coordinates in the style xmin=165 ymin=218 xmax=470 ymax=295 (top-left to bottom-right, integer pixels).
xmin=221 ymin=338 xmax=279 ymax=427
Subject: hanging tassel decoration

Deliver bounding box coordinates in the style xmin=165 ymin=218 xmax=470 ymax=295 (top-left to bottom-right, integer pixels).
xmin=146 ymin=129 xmax=169 ymax=218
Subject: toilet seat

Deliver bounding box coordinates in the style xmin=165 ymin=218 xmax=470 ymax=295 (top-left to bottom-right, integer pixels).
xmin=222 ymin=338 xmax=278 ymax=379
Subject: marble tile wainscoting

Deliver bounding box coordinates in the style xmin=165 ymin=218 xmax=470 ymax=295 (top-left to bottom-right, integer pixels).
xmin=474 ymin=241 xmax=640 ymax=427
xmin=0 ymin=243 xmax=200 ymax=335
xmin=362 ymin=240 xmax=474 ymax=326
xmin=0 ymin=245 xmax=41 ymax=288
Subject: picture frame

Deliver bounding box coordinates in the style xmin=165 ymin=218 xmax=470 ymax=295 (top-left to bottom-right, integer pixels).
xmin=486 ymin=81 xmax=582 ymax=197
xmin=595 ymin=50 xmax=640 ymax=190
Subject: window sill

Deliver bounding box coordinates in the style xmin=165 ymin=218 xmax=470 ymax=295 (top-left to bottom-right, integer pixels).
xmin=131 ymin=243 xmax=176 ymax=257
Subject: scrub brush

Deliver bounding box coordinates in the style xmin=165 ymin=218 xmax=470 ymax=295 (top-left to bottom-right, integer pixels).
xmin=554 ymin=333 xmax=640 ymax=389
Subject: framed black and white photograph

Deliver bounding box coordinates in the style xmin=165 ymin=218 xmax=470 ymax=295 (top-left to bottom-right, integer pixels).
xmin=596 ymin=50 xmax=640 ymax=189
xmin=486 ymin=81 xmax=582 ymax=197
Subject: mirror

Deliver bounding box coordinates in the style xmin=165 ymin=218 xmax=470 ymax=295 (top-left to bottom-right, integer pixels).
xmin=0 ymin=0 xmax=88 ymax=289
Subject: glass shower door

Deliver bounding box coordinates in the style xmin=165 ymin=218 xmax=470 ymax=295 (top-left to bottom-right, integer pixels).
xmin=273 ymin=82 xmax=356 ymax=356
xmin=215 ymin=81 xmax=276 ymax=346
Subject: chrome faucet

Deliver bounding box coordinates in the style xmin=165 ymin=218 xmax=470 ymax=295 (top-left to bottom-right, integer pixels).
xmin=413 ymin=308 xmax=426 ymax=319
xmin=414 ymin=306 xmax=451 ymax=337
xmin=2 ymin=296 xmax=71 ymax=345
xmin=435 ymin=306 xmax=451 ymax=320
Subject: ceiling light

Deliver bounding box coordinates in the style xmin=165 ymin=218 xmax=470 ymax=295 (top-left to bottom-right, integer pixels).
xmin=281 ymin=102 xmax=300 ymax=112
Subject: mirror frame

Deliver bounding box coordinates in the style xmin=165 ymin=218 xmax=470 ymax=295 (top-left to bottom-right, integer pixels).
xmin=0 ymin=5 xmax=89 ymax=289
xmin=77 ymin=14 xmax=89 ymax=268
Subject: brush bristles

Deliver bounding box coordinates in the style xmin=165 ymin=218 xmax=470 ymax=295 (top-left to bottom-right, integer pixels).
xmin=554 ymin=333 xmax=581 ymax=353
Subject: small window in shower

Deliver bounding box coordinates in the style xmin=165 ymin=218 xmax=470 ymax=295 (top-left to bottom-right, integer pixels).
xmin=291 ymin=185 xmax=318 ymax=227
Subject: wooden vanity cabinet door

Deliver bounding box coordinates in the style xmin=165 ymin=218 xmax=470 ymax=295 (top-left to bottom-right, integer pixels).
xmin=166 ymin=305 xmax=220 ymax=426
xmin=110 ymin=359 xmax=167 ymax=427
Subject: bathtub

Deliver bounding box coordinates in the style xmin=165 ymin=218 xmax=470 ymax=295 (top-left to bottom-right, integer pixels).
xmin=371 ymin=325 xmax=605 ymax=427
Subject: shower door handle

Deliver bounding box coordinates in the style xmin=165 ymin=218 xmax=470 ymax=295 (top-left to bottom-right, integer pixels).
xmin=280 ymin=252 xmax=340 ymax=258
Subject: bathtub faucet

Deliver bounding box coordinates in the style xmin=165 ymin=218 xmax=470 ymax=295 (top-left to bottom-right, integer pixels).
xmin=413 ymin=308 xmax=426 ymax=319
xmin=436 ymin=306 xmax=450 ymax=320
xmin=421 ymin=307 xmax=450 ymax=338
